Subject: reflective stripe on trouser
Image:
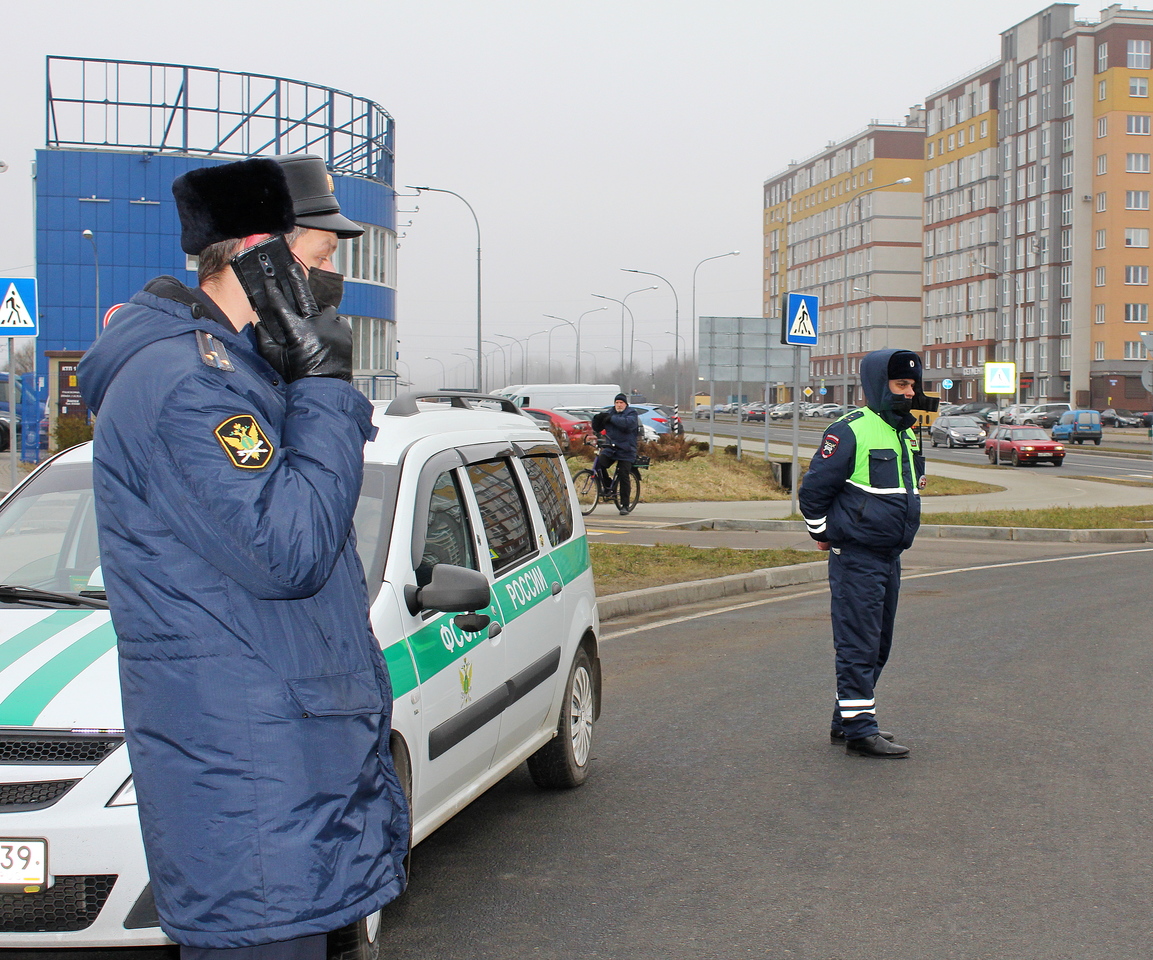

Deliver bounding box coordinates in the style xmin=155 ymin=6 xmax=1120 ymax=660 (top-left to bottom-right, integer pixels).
xmin=827 ymin=544 xmax=902 ymax=739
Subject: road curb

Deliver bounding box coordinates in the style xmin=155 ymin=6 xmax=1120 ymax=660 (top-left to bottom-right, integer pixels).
xmin=597 ymin=561 xmax=829 ymax=621
xmin=665 ymin=517 xmax=1153 ymax=543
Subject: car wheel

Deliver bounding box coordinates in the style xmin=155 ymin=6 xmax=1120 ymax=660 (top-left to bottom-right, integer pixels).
xmin=1094 ymin=439 xmax=1101 ymax=445
xmin=1011 ymin=450 xmax=1021 ymax=467
xmin=528 ymin=645 xmax=596 ymax=788
xmin=947 ymin=436 xmax=955 ymax=448
xmin=573 ymin=469 xmax=598 ymax=516
xmin=931 ymin=436 xmax=938 ymax=447
xmin=1054 ymin=458 xmax=1063 ymax=466
xmin=328 ymin=910 xmax=383 ymax=960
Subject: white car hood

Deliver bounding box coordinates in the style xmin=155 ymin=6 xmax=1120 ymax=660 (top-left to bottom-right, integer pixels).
xmin=0 ymin=609 xmax=121 ymax=730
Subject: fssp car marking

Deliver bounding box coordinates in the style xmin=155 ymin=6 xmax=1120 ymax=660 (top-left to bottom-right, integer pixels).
xmin=0 ymin=619 xmax=118 ymax=726
xmin=503 ymin=565 xmax=549 ymax=610
xmin=0 ymin=610 xmax=95 ymax=674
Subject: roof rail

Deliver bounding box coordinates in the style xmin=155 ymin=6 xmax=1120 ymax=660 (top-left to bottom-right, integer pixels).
xmin=385 ymin=391 xmax=522 ymax=417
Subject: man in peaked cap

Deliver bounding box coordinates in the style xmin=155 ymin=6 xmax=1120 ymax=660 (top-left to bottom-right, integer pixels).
xmin=77 ymin=156 xmax=408 ymax=959
xmin=798 ymin=349 xmax=929 ymax=760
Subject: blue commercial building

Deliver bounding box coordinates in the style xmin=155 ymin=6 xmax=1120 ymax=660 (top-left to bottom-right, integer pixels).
xmin=37 ymin=57 xmax=398 ymax=395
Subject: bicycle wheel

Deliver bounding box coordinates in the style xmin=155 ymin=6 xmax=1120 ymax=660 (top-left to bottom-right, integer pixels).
xmin=574 ymin=469 xmax=599 ymax=516
xmin=614 ymin=468 xmax=642 ymax=514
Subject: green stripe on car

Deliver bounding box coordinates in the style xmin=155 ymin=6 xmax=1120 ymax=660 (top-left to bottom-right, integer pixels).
xmin=0 ymin=610 xmax=96 ymax=674
xmin=0 ymin=619 xmax=118 ymax=726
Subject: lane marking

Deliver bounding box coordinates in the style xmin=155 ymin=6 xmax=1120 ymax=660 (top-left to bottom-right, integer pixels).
xmin=600 ymin=547 xmax=1153 ymax=641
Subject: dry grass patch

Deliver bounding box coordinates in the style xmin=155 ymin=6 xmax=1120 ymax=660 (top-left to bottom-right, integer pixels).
xmin=590 ymin=542 xmax=816 ymax=593
xmin=922 ymin=503 xmax=1153 ymax=528
xmin=921 ymin=475 xmax=1005 ymax=496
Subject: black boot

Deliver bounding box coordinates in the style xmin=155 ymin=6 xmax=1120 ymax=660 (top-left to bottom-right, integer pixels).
xmin=845 ymin=734 xmax=909 ymax=758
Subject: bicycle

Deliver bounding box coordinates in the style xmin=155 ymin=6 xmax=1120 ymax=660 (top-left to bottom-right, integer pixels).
xmin=573 ymin=440 xmax=647 ymax=516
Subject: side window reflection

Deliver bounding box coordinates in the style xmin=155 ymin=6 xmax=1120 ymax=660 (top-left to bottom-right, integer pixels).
xmin=416 ymin=470 xmax=477 ymax=587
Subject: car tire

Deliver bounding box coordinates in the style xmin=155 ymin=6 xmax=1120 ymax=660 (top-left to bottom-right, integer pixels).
xmin=1094 ymin=439 xmax=1101 ymax=445
xmin=931 ymin=437 xmax=938 ymax=447
xmin=528 ymin=645 xmax=596 ymax=788
xmin=1011 ymin=450 xmax=1021 ymax=467
xmin=1054 ymin=458 xmax=1063 ymax=466
xmin=573 ymin=469 xmax=598 ymax=516
xmin=947 ymin=437 xmax=955 ymax=448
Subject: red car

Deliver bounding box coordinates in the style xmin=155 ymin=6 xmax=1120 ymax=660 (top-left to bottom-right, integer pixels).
xmin=985 ymin=425 xmax=1065 ymax=466
xmin=522 ymin=407 xmax=594 ymax=450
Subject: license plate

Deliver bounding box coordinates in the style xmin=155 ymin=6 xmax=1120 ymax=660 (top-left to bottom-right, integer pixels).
xmin=0 ymin=839 xmax=48 ymax=887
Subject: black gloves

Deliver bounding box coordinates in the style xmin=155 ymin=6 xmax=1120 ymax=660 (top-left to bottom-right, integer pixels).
xmin=254 ymin=268 xmax=353 ymax=383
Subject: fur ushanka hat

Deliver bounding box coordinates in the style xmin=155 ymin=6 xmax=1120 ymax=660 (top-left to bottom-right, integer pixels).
xmin=172 ymin=157 xmax=296 ymax=255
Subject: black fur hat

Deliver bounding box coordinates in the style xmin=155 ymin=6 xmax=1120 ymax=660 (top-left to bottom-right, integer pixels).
xmin=172 ymin=158 xmax=296 ymax=255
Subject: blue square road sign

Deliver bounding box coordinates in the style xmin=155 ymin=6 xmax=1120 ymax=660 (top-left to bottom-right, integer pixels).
xmin=0 ymin=279 xmax=38 ymax=337
xmin=782 ymin=293 xmax=818 ymax=346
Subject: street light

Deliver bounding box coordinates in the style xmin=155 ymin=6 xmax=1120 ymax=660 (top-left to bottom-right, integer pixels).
xmin=602 ymin=344 xmax=624 ymax=383
xmin=495 ymin=334 xmax=524 ymax=382
xmin=482 ymin=339 xmax=507 ymax=385
xmin=424 ymin=355 xmax=447 ymax=386
xmin=841 ymin=177 xmax=912 ymax=406
xmin=634 ymin=339 xmax=655 ymax=382
xmin=525 ymin=328 xmax=550 ymax=380
xmin=691 ymin=251 xmax=740 ymax=366
xmin=406 ymin=185 xmax=482 ymax=391
xmin=544 ymin=306 xmax=607 ymax=382
xmin=623 ymin=268 xmax=681 ymax=413
xmin=81 ymin=230 xmax=100 ymax=343
xmin=591 ymin=293 xmax=640 ymax=395
xmin=581 ymin=351 xmax=599 ymax=381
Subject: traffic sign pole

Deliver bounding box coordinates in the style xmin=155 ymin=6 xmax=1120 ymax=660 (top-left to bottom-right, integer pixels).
xmin=7 ymin=338 xmax=15 ymax=488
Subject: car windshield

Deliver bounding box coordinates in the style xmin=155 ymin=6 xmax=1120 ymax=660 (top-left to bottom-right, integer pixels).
xmin=1011 ymin=428 xmax=1049 ymax=441
xmin=0 ymin=457 xmax=399 ymax=604
xmin=948 ymin=417 xmax=982 ymax=427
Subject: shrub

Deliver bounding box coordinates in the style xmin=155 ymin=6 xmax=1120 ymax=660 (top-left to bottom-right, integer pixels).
xmin=637 ymin=433 xmax=707 ymax=462
xmin=55 ymin=414 xmax=93 ymax=451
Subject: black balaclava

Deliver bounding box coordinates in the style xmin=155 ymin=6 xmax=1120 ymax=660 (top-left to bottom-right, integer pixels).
xmin=859 ymin=349 xmax=923 ymax=430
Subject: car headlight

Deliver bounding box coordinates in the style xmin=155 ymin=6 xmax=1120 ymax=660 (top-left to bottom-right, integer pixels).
xmin=1022 ymin=446 xmax=1035 ymax=451
xmin=107 ymin=776 xmax=137 ymax=807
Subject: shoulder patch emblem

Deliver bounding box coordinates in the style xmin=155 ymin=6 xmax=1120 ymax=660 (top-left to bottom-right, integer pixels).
xmin=821 ymin=435 xmax=840 ymax=458
xmin=196 ymin=330 xmax=235 ymax=372
xmin=214 ymin=415 xmax=274 ymax=469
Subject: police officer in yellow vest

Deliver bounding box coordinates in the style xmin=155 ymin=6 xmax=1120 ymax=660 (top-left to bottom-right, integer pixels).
xmin=799 ymin=349 xmax=929 ymax=758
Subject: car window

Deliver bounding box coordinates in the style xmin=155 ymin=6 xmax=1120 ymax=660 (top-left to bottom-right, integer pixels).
xmin=0 ymin=462 xmax=100 ymax=594
xmin=415 ymin=469 xmax=477 ymax=587
xmin=1014 ymin=428 xmax=1048 ymax=441
xmin=522 ymin=455 xmax=574 ymax=548
xmin=467 ymin=459 xmax=536 ymax=575
xmin=952 ymin=417 xmax=981 ymax=427
xmin=353 ymin=463 xmax=400 ymax=600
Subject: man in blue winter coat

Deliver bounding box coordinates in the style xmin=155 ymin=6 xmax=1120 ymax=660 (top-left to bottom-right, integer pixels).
xmin=592 ymin=393 xmax=640 ymax=515
xmin=78 ymin=157 xmax=409 ymax=959
xmin=798 ymin=349 xmax=929 ymax=759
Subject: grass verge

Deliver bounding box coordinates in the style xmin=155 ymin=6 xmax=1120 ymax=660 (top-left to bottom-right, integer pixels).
xmin=569 ymin=454 xmax=1003 ymax=502
xmin=921 ymin=503 xmax=1153 ymax=528
xmin=590 ymin=542 xmax=817 ymax=593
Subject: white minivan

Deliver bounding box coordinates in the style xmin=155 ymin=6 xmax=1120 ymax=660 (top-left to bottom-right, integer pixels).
xmin=0 ymin=392 xmax=601 ymax=955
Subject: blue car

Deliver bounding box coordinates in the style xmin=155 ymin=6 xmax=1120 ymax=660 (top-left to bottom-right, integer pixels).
xmin=1051 ymin=409 xmax=1102 ymax=445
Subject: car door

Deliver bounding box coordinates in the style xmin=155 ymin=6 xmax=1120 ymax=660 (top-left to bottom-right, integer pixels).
xmin=403 ymin=457 xmax=504 ymax=815
xmin=464 ymin=454 xmax=566 ymax=761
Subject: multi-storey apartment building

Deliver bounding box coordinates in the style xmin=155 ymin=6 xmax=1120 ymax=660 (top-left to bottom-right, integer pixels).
xmin=921 ymin=64 xmax=1002 ymax=404
xmin=763 ymin=2 xmax=1153 ymax=411
xmin=763 ymin=119 xmax=924 ymax=405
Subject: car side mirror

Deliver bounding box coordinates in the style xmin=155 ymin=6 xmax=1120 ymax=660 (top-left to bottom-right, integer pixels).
xmin=404 ymin=564 xmax=492 ymax=618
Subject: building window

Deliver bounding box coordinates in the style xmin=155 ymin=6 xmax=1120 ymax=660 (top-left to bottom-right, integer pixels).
xmin=1126 ymin=227 xmax=1151 ymax=247
xmin=1128 ymin=39 xmax=1152 ymax=70
xmin=1126 ymin=190 xmax=1151 ymax=209
xmin=1096 ymin=303 xmax=1107 ymax=323
xmin=1095 ymin=341 xmax=1105 ymax=361
xmin=1060 ymin=336 xmax=1072 ymax=368
xmin=1098 ymin=116 xmax=1109 ymax=138
xmin=980 ymin=119 xmax=988 ymax=138
xmin=1125 ymin=340 xmax=1150 ymax=359
xmin=1063 ymin=45 xmax=1075 ymax=80
xmin=332 ymin=223 xmax=398 ymax=288
xmin=1061 ymin=229 xmax=1072 ymax=260
xmin=1097 ymin=192 xmax=1108 ymax=212
xmin=1098 ymin=42 xmax=1109 ymax=73
xmin=1099 ymin=79 xmax=1108 ymax=101
xmin=1127 ymin=152 xmax=1151 ymax=172
xmin=1096 ymin=266 xmax=1107 ymax=286
xmin=1097 ymin=229 xmax=1107 ymax=249
xmin=1132 ymin=77 xmax=1150 ymax=98
xmin=1124 ymin=303 xmax=1149 ymax=322
xmin=1127 ymin=114 xmax=1152 ymax=135
xmin=1126 ymin=265 xmax=1150 ymax=285
xmin=1062 ymin=118 xmax=1074 ymax=151
xmin=1060 ymin=266 xmax=1072 ymax=298
xmin=1097 ymin=153 xmax=1108 ymax=175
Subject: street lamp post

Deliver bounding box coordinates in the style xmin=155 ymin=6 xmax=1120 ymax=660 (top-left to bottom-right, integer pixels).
xmin=544 ymin=306 xmax=607 ymax=382
xmin=634 ymin=339 xmax=655 ymax=385
xmin=495 ymin=334 xmax=524 ymax=382
xmin=691 ymin=251 xmax=740 ymax=373
xmin=482 ymin=339 xmax=507 ymax=386
xmin=590 ymin=294 xmax=639 ymax=395
xmin=424 ymin=355 xmax=446 ymax=386
xmin=524 ymin=328 xmax=550 ymax=380
xmin=623 ymin=268 xmax=680 ymax=413
xmin=82 ymin=230 xmax=100 ymax=343
xmin=841 ymin=177 xmax=912 ymax=406
xmin=580 ymin=352 xmax=599 ymax=381
xmin=406 ymin=185 xmax=482 ymax=391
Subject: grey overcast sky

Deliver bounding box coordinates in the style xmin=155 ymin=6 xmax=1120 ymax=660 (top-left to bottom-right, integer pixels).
xmin=0 ymin=0 xmax=1098 ymax=387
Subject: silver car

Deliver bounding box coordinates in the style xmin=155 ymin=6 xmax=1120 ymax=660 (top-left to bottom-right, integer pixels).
xmin=929 ymin=415 xmax=986 ymax=448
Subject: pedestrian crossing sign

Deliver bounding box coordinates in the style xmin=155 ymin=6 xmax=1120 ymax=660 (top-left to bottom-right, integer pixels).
xmin=0 ymin=278 xmax=38 ymax=337
xmin=984 ymin=361 xmax=1016 ymax=394
xmin=781 ymin=293 xmax=819 ymax=346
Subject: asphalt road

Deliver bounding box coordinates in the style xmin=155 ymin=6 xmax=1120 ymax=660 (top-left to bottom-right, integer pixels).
xmin=373 ymin=543 xmax=1153 ymax=960
xmin=699 ymin=416 xmax=1153 ymax=482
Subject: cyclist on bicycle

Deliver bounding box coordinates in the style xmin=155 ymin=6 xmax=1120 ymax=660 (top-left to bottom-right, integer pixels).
xmin=592 ymin=393 xmax=640 ymax=516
